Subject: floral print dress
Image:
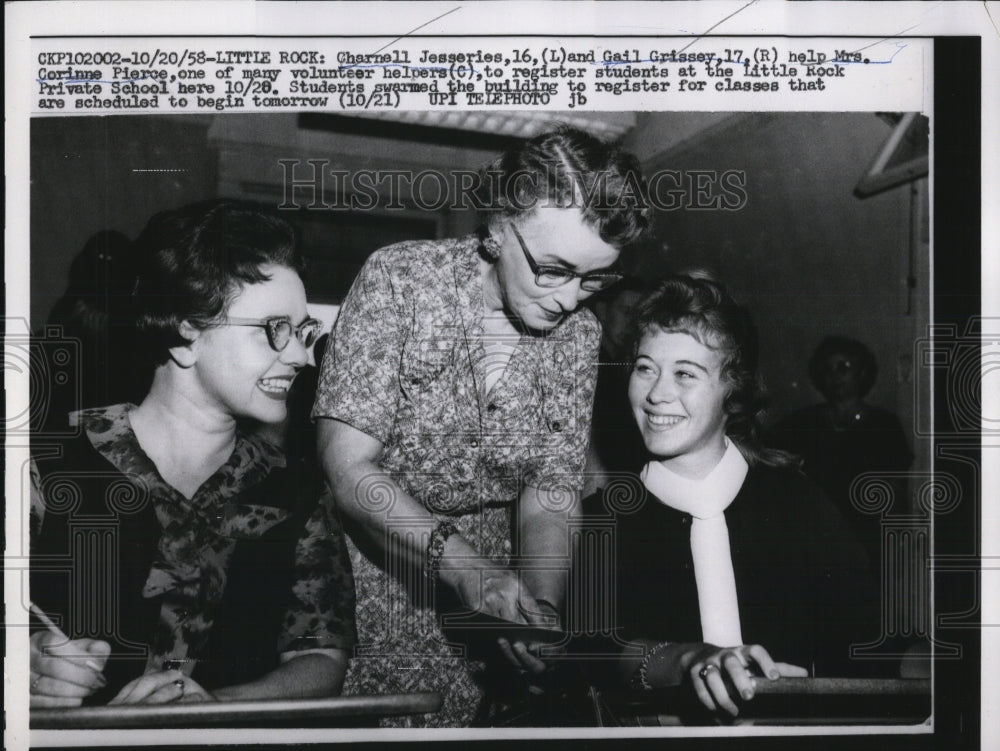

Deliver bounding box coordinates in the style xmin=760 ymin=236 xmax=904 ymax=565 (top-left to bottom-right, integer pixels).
xmin=30 ymin=404 xmax=356 ymax=699
xmin=312 ymin=234 xmax=600 ymax=726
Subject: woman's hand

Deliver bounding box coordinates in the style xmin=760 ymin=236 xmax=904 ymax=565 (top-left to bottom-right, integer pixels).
xmin=452 ymin=566 xmax=525 ymax=622
xmin=447 ymin=564 xmax=560 ymax=674
xmin=497 ymin=596 xmax=562 ymax=675
xmin=29 ymin=631 xmax=109 ymax=708
xmin=683 ymin=643 xmax=808 ymax=716
xmin=109 ymin=670 xmax=217 ymax=705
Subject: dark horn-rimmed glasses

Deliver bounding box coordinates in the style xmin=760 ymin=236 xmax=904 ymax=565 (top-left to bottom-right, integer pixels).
xmin=219 ymin=316 xmax=323 ymax=352
xmin=509 ymin=223 xmax=623 ymax=292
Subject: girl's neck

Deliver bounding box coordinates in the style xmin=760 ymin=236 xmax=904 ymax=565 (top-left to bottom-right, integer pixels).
xmin=130 ymin=376 xmax=237 ymax=498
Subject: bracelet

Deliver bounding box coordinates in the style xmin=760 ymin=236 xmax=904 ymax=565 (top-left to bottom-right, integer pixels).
xmin=633 ymin=641 xmax=672 ymax=691
xmin=526 ymin=597 xmax=560 ymax=627
xmin=425 ymin=521 xmax=459 ymax=579
xmin=534 ymin=598 xmax=560 ymax=615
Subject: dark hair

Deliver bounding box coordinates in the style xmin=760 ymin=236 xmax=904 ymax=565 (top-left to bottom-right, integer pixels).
xmin=132 ymin=200 xmax=303 ymax=365
xmin=50 ymin=230 xmax=138 ymax=343
xmin=598 ymin=276 xmax=657 ymax=302
xmin=591 ymin=275 xmax=658 ymax=325
xmin=63 ymin=230 xmax=137 ymax=295
xmin=630 ymin=272 xmax=798 ymax=469
xmin=807 ymin=335 xmax=878 ymax=398
xmin=44 ymin=231 xmax=144 ymax=412
xmin=475 ymin=125 xmax=651 ymax=250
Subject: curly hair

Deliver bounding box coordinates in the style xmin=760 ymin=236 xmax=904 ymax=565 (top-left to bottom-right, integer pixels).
xmin=474 ymin=125 xmax=651 ymax=250
xmin=629 ymin=272 xmax=798 ymax=469
xmin=132 ymin=200 xmax=303 ymax=366
xmin=807 ymin=335 xmax=878 ymax=399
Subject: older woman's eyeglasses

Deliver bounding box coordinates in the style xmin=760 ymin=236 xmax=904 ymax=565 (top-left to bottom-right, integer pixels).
xmin=221 ymin=316 xmax=323 ymax=352
xmin=509 ymin=224 xmax=623 ymax=292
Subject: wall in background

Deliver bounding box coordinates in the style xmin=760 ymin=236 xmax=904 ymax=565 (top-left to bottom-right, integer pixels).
xmin=30 ymin=116 xmax=218 ymax=328
xmin=624 ymin=112 xmax=927 ymax=449
xmin=29 ymin=112 xmax=929 ymax=466
xmin=29 ymin=114 xmax=494 ymax=326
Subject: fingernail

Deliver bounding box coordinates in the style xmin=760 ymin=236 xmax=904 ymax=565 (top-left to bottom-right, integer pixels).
xmin=85 ymin=660 xmax=102 ymax=671
xmin=768 ymin=670 xmax=779 ymax=679
xmin=741 ymin=689 xmax=753 ymax=700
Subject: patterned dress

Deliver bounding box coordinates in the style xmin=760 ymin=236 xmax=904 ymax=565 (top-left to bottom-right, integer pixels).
xmin=312 ymin=234 xmax=600 ymax=726
xmin=30 ymin=404 xmax=356 ymax=702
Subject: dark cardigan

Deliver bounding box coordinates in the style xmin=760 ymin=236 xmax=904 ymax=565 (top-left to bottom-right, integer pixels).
xmin=579 ymin=464 xmax=885 ymax=678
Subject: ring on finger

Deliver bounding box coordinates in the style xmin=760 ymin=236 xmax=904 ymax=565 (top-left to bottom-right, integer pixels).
xmin=174 ymin=679 xmax=185 ymax=698
xmin=699 ymin=664 xmax=719 ymax=680
xmin=30 ymin=672 xmax=41 ymax=692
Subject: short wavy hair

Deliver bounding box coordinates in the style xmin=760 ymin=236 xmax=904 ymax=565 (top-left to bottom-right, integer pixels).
xmin=132 ymin=200 xmax=303 ymax=365
xmin=808 ymin=335 xmax=878 ymax=398
xmin=630 ymin=272 xmax=796 ymax=468
xmin=474 ymin=125 xmax=651 ymax=250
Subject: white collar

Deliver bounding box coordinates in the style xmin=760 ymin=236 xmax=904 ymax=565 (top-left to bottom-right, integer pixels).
xmin=640 ymin=439 xmax=749 ymax=519
xmin=639 ymin=439 xmax=749 ymax=647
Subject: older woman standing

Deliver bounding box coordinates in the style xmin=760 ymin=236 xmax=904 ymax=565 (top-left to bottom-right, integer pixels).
xmin=30 ymin=202 xmax=355 ymax=706
xmin=313 ymin=127 xmax=650 ymax=726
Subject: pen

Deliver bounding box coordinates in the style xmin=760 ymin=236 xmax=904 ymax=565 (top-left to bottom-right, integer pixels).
xmin=29 ymin=601 xmax=103 ymax=672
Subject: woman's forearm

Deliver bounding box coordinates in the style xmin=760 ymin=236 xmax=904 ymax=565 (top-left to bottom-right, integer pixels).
xmin=318 ymin=420 xmax=551 ymax=623
xmin=213 ymin=653 xmax=346 ymax=701
xmin=328 ymin=458 xmax=431 ymax=567
xmin=317 ymin=419 xmax=493 ymax=583
xmin=212 ymin=653 xmax=347 ymax=702
xmin=518 ymin=485 xmax=578 ymax=608
xmin=318 ymin=419 xmax=443 ymax=571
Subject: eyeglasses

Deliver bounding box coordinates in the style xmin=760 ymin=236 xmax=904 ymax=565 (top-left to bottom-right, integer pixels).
xmin=220 ymin=316 xmax=323 ymax=352
xmin=509 ymin=224 xmax=623 ymax=292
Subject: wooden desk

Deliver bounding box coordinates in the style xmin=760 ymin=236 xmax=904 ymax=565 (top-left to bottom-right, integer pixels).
xmin=595 ymin=678 xmax=931 ymax=727
xmin=31 ymin=692 xmax=442 ymax=729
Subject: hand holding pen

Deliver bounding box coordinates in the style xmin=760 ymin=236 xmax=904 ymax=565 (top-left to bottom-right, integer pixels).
xmin=29 ymin=602 xmax=110 ymax=708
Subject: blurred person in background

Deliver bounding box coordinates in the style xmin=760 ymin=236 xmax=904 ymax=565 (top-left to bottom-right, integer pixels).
xmin=767 ymin=335 xmax=913 ymax=567
xmin=38 ymin=230 xmax=143 ymax=435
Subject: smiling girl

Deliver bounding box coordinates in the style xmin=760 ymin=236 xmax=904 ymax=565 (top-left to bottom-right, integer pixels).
xmin=591 ymin=273 xmax=884 ymax=719
xmin=30 ymin=202 xmax=356 ymax=707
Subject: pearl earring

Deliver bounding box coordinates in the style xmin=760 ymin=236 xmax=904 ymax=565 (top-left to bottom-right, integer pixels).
xmin=481 ymin=233 xmax=501 ymax=260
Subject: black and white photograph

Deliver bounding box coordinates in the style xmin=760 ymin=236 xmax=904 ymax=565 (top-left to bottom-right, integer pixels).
xmin=4 ymin=3 xmax=996 ymax=750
